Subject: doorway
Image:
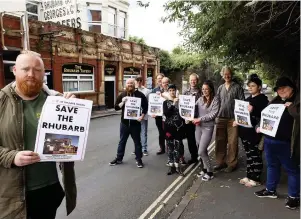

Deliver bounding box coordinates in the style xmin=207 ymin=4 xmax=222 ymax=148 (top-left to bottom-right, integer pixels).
xmin=105 ymin=76 xmax=115 ymax=109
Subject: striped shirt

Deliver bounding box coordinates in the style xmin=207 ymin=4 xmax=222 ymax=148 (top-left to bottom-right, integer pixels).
xmin=216 ymin=82 xmax=245 ymax=119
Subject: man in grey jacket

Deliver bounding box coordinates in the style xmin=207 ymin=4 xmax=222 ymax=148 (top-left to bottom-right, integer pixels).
xmin=214 ymin=66 xmax=245 ymax=173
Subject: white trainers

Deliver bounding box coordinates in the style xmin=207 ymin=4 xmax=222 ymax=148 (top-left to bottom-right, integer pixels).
xmin=197 ymin=171 xmax=206 ymax=178
xmin=239 ymin=177 xmax=250 ymax=185
xmin=202 ymin=173 xmax=214 ymax=181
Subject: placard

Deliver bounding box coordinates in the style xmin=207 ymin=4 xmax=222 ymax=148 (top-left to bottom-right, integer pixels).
xmin=148 ymin=93 xmax=165 ymax=116
xmin=260 ymin=104 xmax=286 ymax=137
xmin=34 ymin=96 xmax=92 ymax=161
xmin=179 ymin=95 xmax=195 ymax=120
xmin=124 ymin=97 xmax=141 ymax=120
xmin=234 ymin=99 xmax=252 ymax=128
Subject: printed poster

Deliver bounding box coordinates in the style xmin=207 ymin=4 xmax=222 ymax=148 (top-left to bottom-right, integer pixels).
xmin=124 ymin=97 xmax=141 ymax=120
xmin=179 ymin=95 xmax=195 ymax=120
xmin=148 ymin=93 xmax=165 ymax=116
xmin=34 ymin=96 xmax=93 ymax=162
xmin=260 ymin=104 xmax=286 ymax=137
xmin=234 ymin=99 xmax=252 ymax=128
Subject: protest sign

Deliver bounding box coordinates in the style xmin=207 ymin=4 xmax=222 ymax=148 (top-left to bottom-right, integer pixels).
xmin=260 ymin=104 xmax=286 ymax=137
xmin=34 ymin=96 xmax=92 ymax=162
xmin=179 ymin=95 xmax=195 ymax=120
xmin=234 ymin=99 xmax=252 ymax=128
xmin=124 ymin=97 xmax=141 ymax=120
xmin=148 ymin=93 xmax=165 ymax=116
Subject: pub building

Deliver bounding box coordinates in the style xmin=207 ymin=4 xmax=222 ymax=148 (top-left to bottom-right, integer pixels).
xmin=0 ymin=15 xmax=160 ymax=110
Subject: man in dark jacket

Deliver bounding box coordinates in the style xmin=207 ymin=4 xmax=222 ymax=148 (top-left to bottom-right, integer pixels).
xmin=109 ymin=78 xmax=148 ymax=168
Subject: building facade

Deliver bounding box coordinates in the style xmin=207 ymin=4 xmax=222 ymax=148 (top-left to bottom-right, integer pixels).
xmin=26 ymin=0 xmax=129 ymax=39
xmin=0 ymin=14 xmax=159 ymax=109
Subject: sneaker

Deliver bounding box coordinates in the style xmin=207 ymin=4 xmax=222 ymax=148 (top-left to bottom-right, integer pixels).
xmin=255 ymin=189 xmax=278 ymax=199
xmin=143 ymin=151 xmax=149 ymax=156
xmin=202 ymin=173 xmax=214 ymax=181
xmin=136 ymin=160 xmax=144 ymax=168
xmin=245 ymin=180 xmax=261 ymax=187
xmin=285 ymin=196 xmax=300 ymax=210
xmin=156 ymin=150 xmax=165 ymax=155
xmin=239 ymin=177 xmax=250 ymax=185
xmin=197 ymin=171 xmax=206 ymax=178
xmin=109 ymin=158 xmax=122 ymax=166
xmin=166 ymin=161 xmax=171 ymax=167
xmin=224 ymin=166 xmax=236 ymax=173
xmin=131 ymin=152 xmax=135 ymax=155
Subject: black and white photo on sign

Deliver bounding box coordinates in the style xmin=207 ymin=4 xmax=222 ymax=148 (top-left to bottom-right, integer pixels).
xmin=34 ymin=96 xmax=93 ymax=162
xmin=124 ymin=97 xmax=141 ymax=120
xmin=234 ymin=99 xmax=252 ymax=128
xmin=148 ymin=93 xmax=164 ymax=116
xmin=179 ymin=95 xmax=195 ymax=120
xmin=260 ymin=104 xmax=286 ymax=137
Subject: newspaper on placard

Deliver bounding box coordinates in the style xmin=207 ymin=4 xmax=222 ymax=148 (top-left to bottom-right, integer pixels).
xmin=148 ymin=93 xmax=165 ymax=116
xmin=124 ymin=97 xmax=141 ymax=120
xmin=179 ymin=95 xmax=195 ymax=120
xmin=260 ymin=104 xmax=286 ymax=137
xmin=234 ymin=99 xmax=252 ymax=128
xmin=34 ymin=96 xmax=93 ymax=162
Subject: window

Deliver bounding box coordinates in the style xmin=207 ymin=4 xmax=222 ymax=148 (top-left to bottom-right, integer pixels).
xmin=26 ymin=1 xmax=39 ymax=20
xmin=108 ymin=7 xmax=117 ymax=37
xmin=62 ymin=74 xmax=94 ymax=92
xmin=118 ymin=11 xmax=126 ymax=39
xmin=87 ymin=10 xmax=102 ymax=33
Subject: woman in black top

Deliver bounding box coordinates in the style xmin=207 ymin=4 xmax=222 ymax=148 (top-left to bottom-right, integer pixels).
xmin=233 ymin=74 xmax=269 ymax=187
xmin=254 ymin=77 xmax=300 ymax=210
xmin=163 ymin=84 xmax=185 ymax=176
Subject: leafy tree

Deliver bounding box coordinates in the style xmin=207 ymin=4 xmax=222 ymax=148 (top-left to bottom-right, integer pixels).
xmin=128 ymin=35 xmax=146 ymax=45
xmin=163 ymin=1 xmax=300 ymax=82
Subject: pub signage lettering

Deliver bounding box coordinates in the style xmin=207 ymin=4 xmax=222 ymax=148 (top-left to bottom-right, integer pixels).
xmin=147 ymin=68 xmax=154 ymax=77
xmin=105 ymin=65 xmax=116 ymax=75
xmin=62 ymin=63 xmax=94 ymax=74
xmin=124 ymin=67 xmax=140 ymax=75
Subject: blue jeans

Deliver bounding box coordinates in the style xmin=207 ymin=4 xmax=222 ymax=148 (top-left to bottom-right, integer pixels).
xmin=117 ymin=122 xmax=142 ymax=161
xmin=265 ymin=138 xmax=300 ymax=197
xmin=140 ymin=120 xmax=148 ymax=152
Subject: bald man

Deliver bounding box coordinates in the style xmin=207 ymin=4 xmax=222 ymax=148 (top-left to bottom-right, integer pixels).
xmin=0 ymin=50 xmax=77 ymax=219
xmin=109 ymin=78 xmax=148 ymax=168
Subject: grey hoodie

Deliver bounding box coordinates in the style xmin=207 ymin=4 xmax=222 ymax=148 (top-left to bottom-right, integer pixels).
xmin=195 ymin=96 xmax=220 ymax=127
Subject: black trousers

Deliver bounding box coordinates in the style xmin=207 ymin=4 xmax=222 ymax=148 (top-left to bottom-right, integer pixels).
xmin=185 ymin=123 xmax=198 ymax=160
xmin=27 ymin=182 xmax=65 ymax=219
xmin=155 ymin=117 xmax=165 ymax=152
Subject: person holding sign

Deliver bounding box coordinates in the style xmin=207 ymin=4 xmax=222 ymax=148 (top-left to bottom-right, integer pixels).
xmin=152 ymin=73 xmax=166 ymax=155
xmin=192 ymin=80 xmax=220 ymax=181
xmin=0 ymin=50 xmax=77 ymax=219
xmin=254 ymin=77 xmax=300 ymax=210
xmin=135 ymin=76 xmax=151 ymax=156
xmin=163 ymin=84 xmax=185 ymax=176
xmin=214 ymin=66 xmax=245 ymax=173
xmin=182 ymin=73 xmax=201 ymax=165
xmin=233 ymin=74 xmax=269 ymax=187
xmin=110 ymin=78 xmax=148 ymax=168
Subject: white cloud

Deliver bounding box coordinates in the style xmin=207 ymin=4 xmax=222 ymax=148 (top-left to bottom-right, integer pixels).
xmin=128 ymin=0 xmax=183 ymax=51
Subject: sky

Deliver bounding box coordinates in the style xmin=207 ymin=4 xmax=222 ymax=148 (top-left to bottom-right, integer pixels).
xmin=128 ymin=0 xmax=183 ymax=51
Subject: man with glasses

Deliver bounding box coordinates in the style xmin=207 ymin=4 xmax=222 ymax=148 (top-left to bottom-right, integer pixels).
xmin=135 ymin=76 xmax=151 ymax=155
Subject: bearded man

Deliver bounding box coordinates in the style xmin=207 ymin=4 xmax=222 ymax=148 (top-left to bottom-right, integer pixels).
xmin=109 ymin=78 xmax=148 ymax=168
xmin=0 ymin=50 xmax=76 ymax=219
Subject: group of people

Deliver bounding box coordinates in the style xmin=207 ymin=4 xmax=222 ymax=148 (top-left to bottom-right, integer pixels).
xmin=109 ymin=66 xmax=300 ymax=210
xmin=0 ymin=50 xmax=299 ymax=219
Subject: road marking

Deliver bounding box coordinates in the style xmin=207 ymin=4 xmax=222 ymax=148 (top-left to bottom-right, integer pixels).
xmin=148 ymin=163 xmax=201 ymax=219
xmin=138 ymin=141 xmax=216 ymax=219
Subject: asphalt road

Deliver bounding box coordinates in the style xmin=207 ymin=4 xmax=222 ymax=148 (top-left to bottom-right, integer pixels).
xmin=56 ymin=116 xmax=182 ymax=219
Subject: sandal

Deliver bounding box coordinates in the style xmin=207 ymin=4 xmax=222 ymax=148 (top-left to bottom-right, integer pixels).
xmin=239 ymin=177 xmax=250 ymax=185
xmin=245 ymin=180 xmax=261 ymax=187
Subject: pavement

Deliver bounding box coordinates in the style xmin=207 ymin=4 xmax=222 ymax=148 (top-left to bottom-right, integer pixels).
xmin=168 ymin=148 xmax=300 ymax=219
xmin=56 ymin=115 xmax=197 ymax=219
xmin=91 ymin=108 xmax=120 ymax=119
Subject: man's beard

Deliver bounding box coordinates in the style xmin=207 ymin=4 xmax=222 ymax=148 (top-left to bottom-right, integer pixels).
xmin=126 ymin=86 xmax=134 ymax=93
xmin=17 ymin=77 xmax=43 ymax=97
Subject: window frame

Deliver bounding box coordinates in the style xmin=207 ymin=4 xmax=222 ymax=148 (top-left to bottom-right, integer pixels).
xmin=118 ymin=10 xmax=127 ymax=39
xmin=62 ymin=73 xmax=95 ymax=93
xmin=87 ymin=9 xmax=102 ymax=33
xmin=26 ymin=0 xmax=39 ymax=20
xmin=107 ymin=6 xmax=117 ymax=37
